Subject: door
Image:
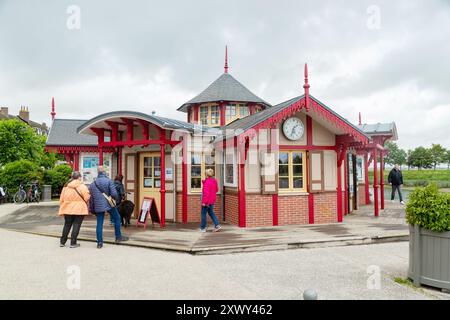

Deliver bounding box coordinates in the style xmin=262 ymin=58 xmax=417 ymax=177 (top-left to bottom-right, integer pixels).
xmin=125 ymin=153 xmax=137 ymax=217
xmin=139 ymin=153 xmax=161 ymax=216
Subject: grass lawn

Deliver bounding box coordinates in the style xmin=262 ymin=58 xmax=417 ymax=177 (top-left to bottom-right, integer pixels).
xmin=368 ymin=169 xmax=450 ymax=189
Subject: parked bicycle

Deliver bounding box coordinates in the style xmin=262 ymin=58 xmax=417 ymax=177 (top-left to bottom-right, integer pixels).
xmin=28 ymin=182 xmax=40 ymax=203
xmin=14 ymin=183 xmax=27 ymax=204
xmin=0 ymin=185 xmax=8 ymax=204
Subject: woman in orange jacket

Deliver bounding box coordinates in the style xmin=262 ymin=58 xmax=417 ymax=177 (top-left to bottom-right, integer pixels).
xmin=58 ymin=171 xmax=91 ymax=248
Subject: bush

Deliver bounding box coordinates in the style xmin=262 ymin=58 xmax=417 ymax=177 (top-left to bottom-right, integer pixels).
xmin=0 ymin=160 xmax=44 ymax=195
xmin=43 ymin=164 xmax=72 ymax=196
xmin=406 ymin=184 xmax=450 ymax=232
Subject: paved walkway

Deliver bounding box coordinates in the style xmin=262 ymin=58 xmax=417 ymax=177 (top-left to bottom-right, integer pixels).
xmin=0 ymin=200 xmax=409 ymax=254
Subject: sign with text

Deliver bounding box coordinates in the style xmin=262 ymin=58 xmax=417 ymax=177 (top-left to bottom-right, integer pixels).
xmin=137 ymin=197 xmax=161 ymax=229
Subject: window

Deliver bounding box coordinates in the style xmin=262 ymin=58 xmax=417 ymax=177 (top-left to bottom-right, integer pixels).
xmin=210 ymin=106 xmax=220 ymax=125
xmin=225 ymin=153 xmax=236 ymax=185
xmin=200 ymin=106 xmax=209 ymax=125
xmin=143 ymin=156 xmax=161 ymax=189
xmin=278 ymin=151 xmax=306 ymax=192
xmin=225 ymin=103 xmax=251 ymax=124
xmin=239 ymin=106 xmax=249 ymax=117
xmin=191 ymin=153 xmax=216 ymax=191
xmin=225 ymin=105 xmax=237 ymax=123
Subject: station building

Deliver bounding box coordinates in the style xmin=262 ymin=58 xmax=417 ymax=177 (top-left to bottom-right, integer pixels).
xmin=46 ymin=51 xmax=397 ymax=227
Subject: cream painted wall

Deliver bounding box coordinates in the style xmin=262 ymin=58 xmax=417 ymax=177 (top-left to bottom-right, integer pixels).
xmin=312 ymin=120 xmax=335 ymax=146
xmin=323 ymin=150 xmax=337 ymax=191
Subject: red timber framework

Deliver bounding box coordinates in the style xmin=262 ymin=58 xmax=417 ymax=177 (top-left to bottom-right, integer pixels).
xmin=220 ymin=64 xmax=369 ymax=227
xmin=77 ymin=112 xmax=186 ymax=228
xmin=45 ymin=145 xmax=115 ymax=171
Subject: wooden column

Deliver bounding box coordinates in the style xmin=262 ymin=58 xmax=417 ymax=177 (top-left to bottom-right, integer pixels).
xmin=74 ymin=152 xmax=79 ymax=171
xmin=337 ymin=158 xmax=343 ymax=222
xmin=118 ymin=147 xmax=123 ymax=176
xmin=380 ymin=150 xmax=385 ymax=210
xmin=99 ymin=147 xmax=103 ymax=165
xmin=160 ymin=143 xmax=166 ymax=227
xmin=182 ymin=136 xmax=188 ymax=224
xmin=238 ymin=137 xmax=247 ymax=228
xmin=306 ymin=115 xmax=314 ymax=224
xmin=373 ymin=147 xmax=379 ymax=217
xmin=220 ymin=102 xmax=226 ymax=126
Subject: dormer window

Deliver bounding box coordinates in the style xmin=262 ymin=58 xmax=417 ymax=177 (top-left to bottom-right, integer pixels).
xmin=198 ymin=103 xmax=220 ymax=127
xmin=225 ymin=103 xmax=249 ymax=124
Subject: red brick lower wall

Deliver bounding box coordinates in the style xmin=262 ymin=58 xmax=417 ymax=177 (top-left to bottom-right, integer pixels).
xmin=245 ymin=194 xmax=273 ymax=227
xmin=314 ymin=192 xmax=338 ymax=224
xmin=358 ymin=183 xmax=367 ymax=205
xmin=176 ymin=193 xmax=222 ymax=223
xmin=278 ymin=195 xmax=309 ymax=226
xmin=224 ymin=192 xmax=239 ymax=226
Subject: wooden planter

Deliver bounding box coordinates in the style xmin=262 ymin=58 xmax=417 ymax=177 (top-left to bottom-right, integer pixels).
xmin=408 ymin=225 xmax=450 ymax=290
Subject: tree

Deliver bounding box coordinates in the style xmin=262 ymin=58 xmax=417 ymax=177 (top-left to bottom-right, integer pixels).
xmin=409 ymin=147 xmax=433 ymax=170
xmin=406 ymin=149 xmax=413 ymax=170
xmin=384 ymin=141 xmax=407 ymax=169
xmin=0 ymin=160 xmax=44 ymax=195
xmin=445 ymin=150 xmax=450 ymax=170
xmin=429 ymin=144 xmax=447 ymax=170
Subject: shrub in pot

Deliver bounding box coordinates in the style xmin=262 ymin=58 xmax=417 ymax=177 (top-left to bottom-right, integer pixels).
xmin=406 ymin=184 xmax=450 ymax=290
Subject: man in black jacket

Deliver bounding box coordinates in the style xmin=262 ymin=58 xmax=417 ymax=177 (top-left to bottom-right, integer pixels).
xmin=388 ymin=164 xmax=404 ymax=204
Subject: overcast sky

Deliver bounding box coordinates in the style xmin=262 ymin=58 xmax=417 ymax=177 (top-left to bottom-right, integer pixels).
xmin=0 ymin=0 xmax=449 ymax=150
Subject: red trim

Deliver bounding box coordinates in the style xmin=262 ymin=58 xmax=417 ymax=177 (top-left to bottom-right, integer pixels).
xmin=306 ymin=115 xmax=313 ymax=146
xmin=74 ymin=152 xmax=79 ymax=171
xmin=135 ymin=119 xmax=149 ymax=141
xmin=105 ymin=121 xmax=119 ymax=143
xmin=220 ymin=102 xmax=226 ymax=126
xmin=238 ymin=137 xmax=246 ymax=228
xmin=65 ymin=154 xmax=73 ymax=168
xmin=99 ymin=139 xmax=178 ymax=148
xmin=364 ymin=152 xmax=370 ymax=205
xmin=272 ymin=194 xmax=278 ymax=226
xmin=182 ymin=137 xmax=188 ymax=224
xmin=118 ymin=147 xmax=122 ymax=175
xmin=308 ymin=193 xmax=314 ymax=224
xmin=99 ymin=147 xmax=103 ymax=165
xmin=279 ymin=145 xmax=336 ymax=151
xmin=373 ymin=147 xmax=379 ymax=217
xmin=91 ymin=127 xmax=105 ymax=145
xmin=121 ymin=118 xmax=134 ymax=145
xmin=160 ymin=141 xmax=166 ymax=228
xmin=193 ymin=105 xmax=199 ymax=123
xmin=46 ymin=146 xmax=115 ymax=153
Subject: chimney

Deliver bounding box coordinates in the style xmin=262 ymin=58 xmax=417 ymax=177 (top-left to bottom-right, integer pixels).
xmin=0 ymin=107 xmax=8 ymax=117
xmin=19 ymin=106 xmax=30 ymax=122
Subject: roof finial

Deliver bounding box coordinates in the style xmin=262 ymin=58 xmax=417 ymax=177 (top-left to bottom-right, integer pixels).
xmin=224 ymin=45 xmax=229 ymax=74
xmin=303 ymin=63 xmax=310 ymax=110
xmin=50 ymin=97 xmax=56 ymax=121
xmin=358 ymin=112 xmax=362 ymax=125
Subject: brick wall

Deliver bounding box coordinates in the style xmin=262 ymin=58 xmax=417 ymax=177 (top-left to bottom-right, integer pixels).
xmin=176 ymin=193 xmax=223 ymax=223
xmin=224 ymin=192 xmax=239 ymax=226
xmin=314 ymin=192 xmax=338 ymax=224
xmin=245 ymin=194 xmax=273 ymax=227
xmin=278 ymin=195 xmax=309 ymax=225
xmin=358 ymin=183 xmax=367 ymax=206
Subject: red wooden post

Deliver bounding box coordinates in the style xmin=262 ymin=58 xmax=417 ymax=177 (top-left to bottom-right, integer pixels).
xmin=99 ymin=147 xmax=103 ymax=165
xmin=65 ymin=153 xmax=73 ymax=169
xmin=238 ymin=137 xmax=247 ymax=228
xmin=193 ymin=105 xmax=199 ymax=123
xmin=306 ymin=115 xmax=314 ymax=224
xmin=160 ymin=142 xmax=166 ymax=228
xmin=118 ymin=147 xmax=122 ymax=175
xmin=364 ymin=152 xmax=370 ymax=205
xmin=373 ymin=147 xmax=379 ymax=217
xmin=182 ymin=136 xmax=188 ymax=224
xmin=337 ymin=159 xmax=343 ymax=222
xmin=220 ymin=102 xmax=226 ymax=126
xmin=380 ymin=150 xmax=385 ymax=210
xmin=74 ymin=152 xmax=79 ymax=171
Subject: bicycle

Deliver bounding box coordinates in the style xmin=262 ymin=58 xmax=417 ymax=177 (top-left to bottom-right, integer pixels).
xmin=27 ymin=182 xmax=40 ymax=203
xmin=0 ymin=186 xmax=8 ymax=204
xmin=14 ymin=183 xmax=27 ymax=204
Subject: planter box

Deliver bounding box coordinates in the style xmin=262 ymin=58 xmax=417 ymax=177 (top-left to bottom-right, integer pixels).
xmin=408 ymin=225 xmax=450 ymax=290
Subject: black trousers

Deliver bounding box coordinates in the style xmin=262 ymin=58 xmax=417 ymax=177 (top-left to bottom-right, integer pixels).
xmin=61 ymin=215 xmax=85 ymax=245
xmin=391 ymin=184 xmax=403 ymax=202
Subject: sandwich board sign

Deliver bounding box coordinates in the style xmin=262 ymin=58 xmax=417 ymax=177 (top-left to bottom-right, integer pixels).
xmin=137 ymin=197 xmax=161 ymax=229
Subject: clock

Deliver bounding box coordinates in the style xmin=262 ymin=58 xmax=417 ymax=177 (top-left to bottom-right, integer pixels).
xmin=282 ymin=117 xmax=304 ymax=141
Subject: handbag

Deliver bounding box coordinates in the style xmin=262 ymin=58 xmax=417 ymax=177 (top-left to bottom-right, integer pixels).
xmin=94 ymin=180 xmax=116 ymax=208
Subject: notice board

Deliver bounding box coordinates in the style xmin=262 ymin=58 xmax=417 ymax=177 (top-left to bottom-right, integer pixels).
xmin=137 ymin=197 xmax=161 ymax=228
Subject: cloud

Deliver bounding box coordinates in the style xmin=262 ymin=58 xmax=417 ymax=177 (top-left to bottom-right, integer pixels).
xmin=0 ymin=0 xmax=449 ymax=149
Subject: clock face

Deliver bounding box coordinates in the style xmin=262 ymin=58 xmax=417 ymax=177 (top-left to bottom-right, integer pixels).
xmin=282 ymin=117 xmax=304 ymax=141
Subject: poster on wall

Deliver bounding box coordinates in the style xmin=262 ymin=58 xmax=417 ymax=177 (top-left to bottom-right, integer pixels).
xmin=356 ymin=157 xmax=364 ymax=182
xmin=81 ymin=154 xmax=111 ymax=184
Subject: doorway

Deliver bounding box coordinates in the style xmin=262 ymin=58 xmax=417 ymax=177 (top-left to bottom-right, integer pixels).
xmin=139 ymin=152 xmax=161 ymax=215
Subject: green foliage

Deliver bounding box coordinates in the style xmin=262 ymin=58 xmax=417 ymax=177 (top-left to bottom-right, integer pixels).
xmin=409 ymin=147 xmax=433 ymax=170
xmin=385 ymin=141 xmax=407 ymax=167
xmin=406 ymin=184 xmax=450 ymax=232
xmin=0 ymin=160 xmax=44 ymax=195
xmin=0 ymin=119 xmax=45 ymax=166
xmin=430 ymin=144 xmax=447 ymax=170
xmin=43 ymin=164 xmax=72 ymax=196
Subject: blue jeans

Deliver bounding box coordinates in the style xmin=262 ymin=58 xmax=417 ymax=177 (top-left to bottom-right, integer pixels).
xmin=96 ymin=207 xmax=122 ymax=243
xmin=200 ymin=205 xmax=220 ymax=230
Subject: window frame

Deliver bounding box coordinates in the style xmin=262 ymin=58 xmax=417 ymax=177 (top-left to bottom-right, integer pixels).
xmin=190 ymin=152 xmax=217 ymax=192
xmin=224 ymin=151 xmax=237 ymax=187
xmin=278 ymin=150 xmax=307 ymax=193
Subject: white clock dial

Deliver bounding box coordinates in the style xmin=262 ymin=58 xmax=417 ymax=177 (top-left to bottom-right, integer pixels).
xmin=282 ymin=117 xmax=304 ymax=141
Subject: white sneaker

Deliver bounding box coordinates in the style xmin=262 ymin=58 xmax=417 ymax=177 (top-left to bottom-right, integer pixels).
xmin=213 ymin=225 xmax=221 ymax=232
xmin=400 ymin=201 xmax=405 ymax=205
xmin=200 ymin=229 xmax=206 ymax=233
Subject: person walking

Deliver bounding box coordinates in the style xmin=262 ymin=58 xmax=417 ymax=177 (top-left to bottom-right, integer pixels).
xmin=89 ymin=166 xmax=129 ymax=249
xmin=200 ymin=168 xmax=221 ymax=233
xmin=388 ymin=164 xmax=405 ymax=204
xmin=59 ymin=171 xmax=90 ymax=248
xmin=110 ymin=174 xmax=125 ymax=225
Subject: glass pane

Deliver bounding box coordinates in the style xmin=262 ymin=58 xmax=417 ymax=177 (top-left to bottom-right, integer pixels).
xmin=191 ymin=166 xmax=201 ymax=177
xmin=240 ymin=106 xmax=249 ymax=117
xmin=144 ymin=167 xmax=152 ymax=177
xmin=191 ymin=154 xmax=201 ymax=165
xmin=154 ymin=179 xmax=161 ymax=188
xmin=293 ymin=165 xmax=303 ymax=176
xmin=191 ymin=178 xmax=201 ymax=189
xmin=205 ymin=155 xmax=215 ymax=165
xmin=154 ymin=167 xmax=161 ymax=177
xmin=279 ymin=153 xmax=289 ymax=165
xmin=153 ymin=157 xmax=161 ymax=166
xmin=143 ymin=178 xmax=153 ymax=188
xmin=279 ymin=165 xmax=289 ymax=176
xmin=293 ymin=177 xmax=303 ymax=189
xmin=293 ymin=153 xmax=303 ymax=164
xmin=226 ymin=164 xmax=234 ymax=184
xmin=279 ymin=178 xmax=289 ymax=189
xmin=144 ymin=157 xmax=152 ymax=167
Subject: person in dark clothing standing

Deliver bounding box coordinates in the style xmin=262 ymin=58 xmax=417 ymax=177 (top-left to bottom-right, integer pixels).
xmin=110 ymin=174 xmax=125 ymax=225
xmin=388 ymin=164 xmax=405 ymax=204
xmin=89 ymin=166 xmax=128 ymax=249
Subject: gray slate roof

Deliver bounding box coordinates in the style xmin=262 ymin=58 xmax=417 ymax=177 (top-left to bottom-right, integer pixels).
xmin=217 ymin=94 xmax=368 ymax=142
xmin=358 ymin=122 xmax=398 ymax=140
xmin=46 ymin=119 xmax=98 ymax=146
xmin=178 ymin=73 xmax=271 ymax=112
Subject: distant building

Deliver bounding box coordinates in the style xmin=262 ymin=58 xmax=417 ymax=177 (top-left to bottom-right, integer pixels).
xmin=0 ymin=106 xmax=49 ymax=135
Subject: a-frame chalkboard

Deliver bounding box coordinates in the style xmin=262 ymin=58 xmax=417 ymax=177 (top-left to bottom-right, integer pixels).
xmin=136 ymin=197 xmax=161 ymax=229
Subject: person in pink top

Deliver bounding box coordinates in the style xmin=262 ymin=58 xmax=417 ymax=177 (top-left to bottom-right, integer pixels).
xmin=200 ymin=168 xmax=221 ymax=233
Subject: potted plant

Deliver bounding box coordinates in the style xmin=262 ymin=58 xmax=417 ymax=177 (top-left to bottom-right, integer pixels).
xmin=406 ymin=184 xmax=450 ymax=291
